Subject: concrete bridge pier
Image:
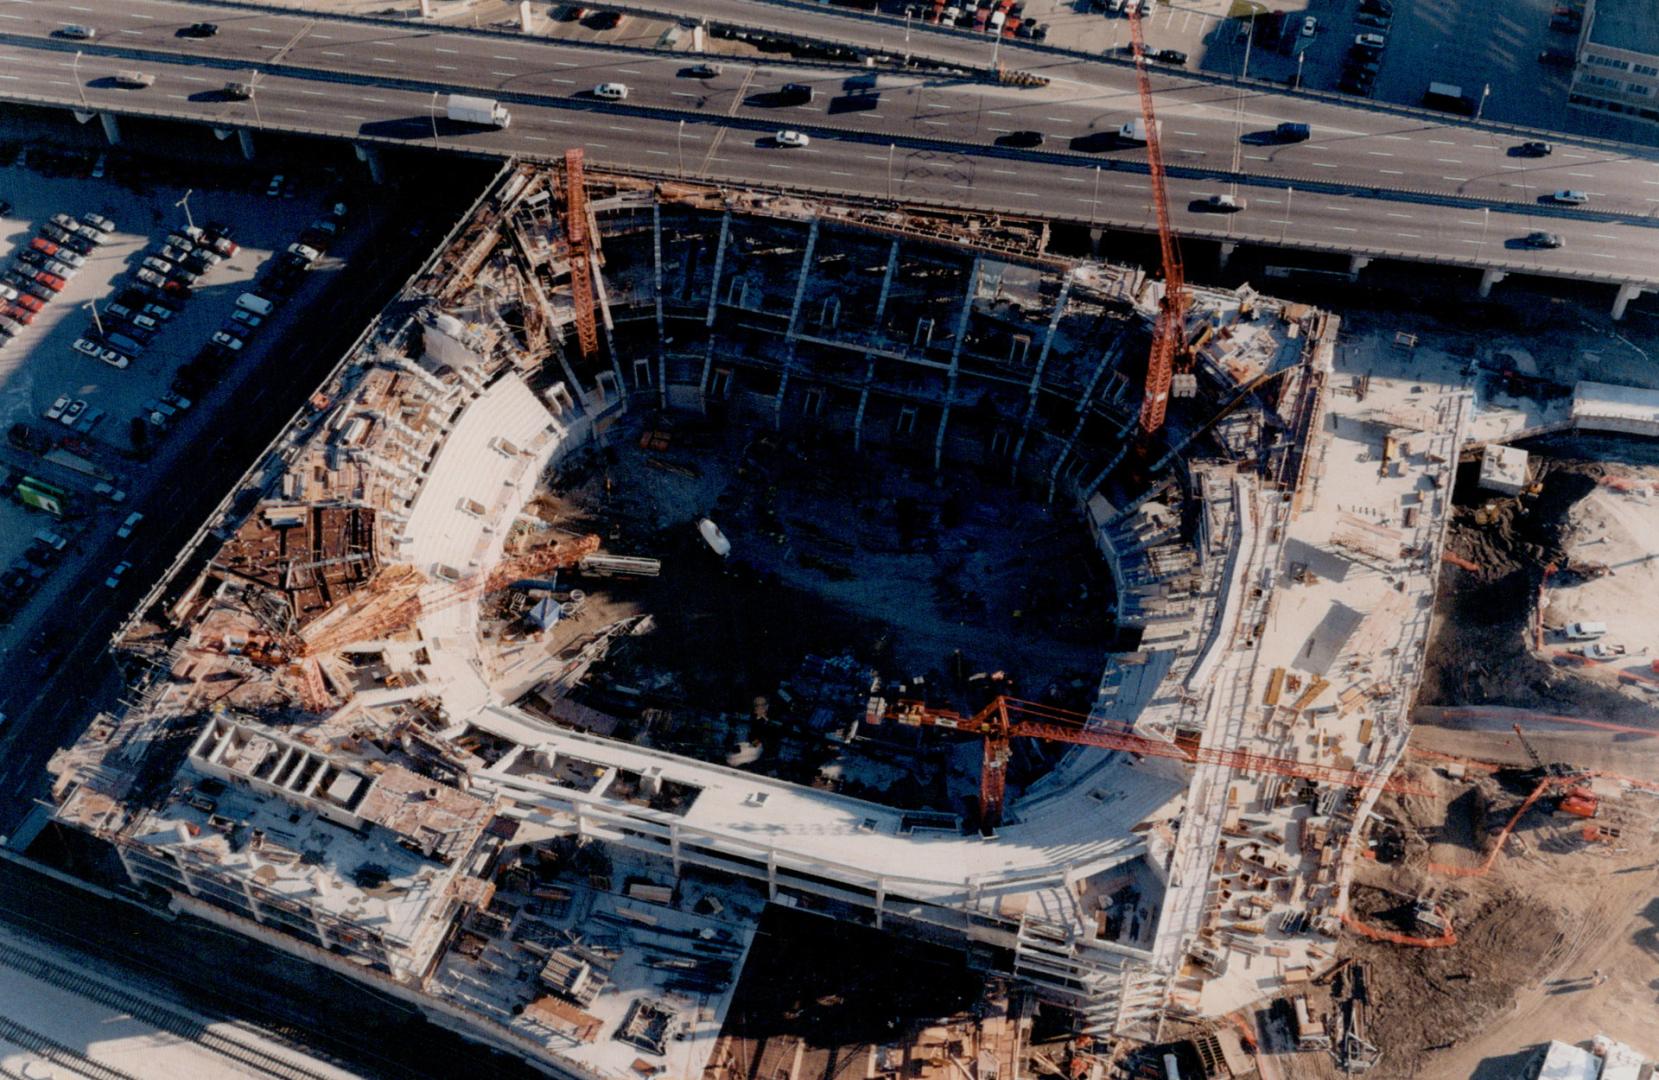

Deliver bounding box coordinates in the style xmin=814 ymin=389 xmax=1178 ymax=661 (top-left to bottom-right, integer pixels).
xmin=355 ymin=143 xmax=385 ymax=184
xmin=237 ymin=128 xmax=256 ymax=160
xmin=1348 ymin=254 xmax=1370 ymax=276
xmin=1478 ymin=268 xmax=1506 ymax=298
xmin=98 ymin=113 xmax=121 ymax=145
xmin=1217 ymin=241 xmax=1236 ymax=269
xmin=1613 ymin=283 xmax=1647 ymax=321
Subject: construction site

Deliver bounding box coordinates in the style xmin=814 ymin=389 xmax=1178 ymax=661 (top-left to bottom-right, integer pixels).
xmin=28 ymin=35 xmax=1659 ymax=1080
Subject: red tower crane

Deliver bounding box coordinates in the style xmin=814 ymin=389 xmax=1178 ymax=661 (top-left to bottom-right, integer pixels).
xmin=866 ymin=694 xmax=1419 ymax=827
xmin=1127 ymin=6 xmax=1189 ymax=437
xmin=563 ymin=148 xmax=601 ymax=362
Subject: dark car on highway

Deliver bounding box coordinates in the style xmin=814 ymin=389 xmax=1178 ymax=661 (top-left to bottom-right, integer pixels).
xmin=179 ymin=22 xmax=218 ymax=37
xmin=1525 ymin=231 xmax=1564 ymax=249
xmin=996 ymin=130 xmax=1045 ymax=148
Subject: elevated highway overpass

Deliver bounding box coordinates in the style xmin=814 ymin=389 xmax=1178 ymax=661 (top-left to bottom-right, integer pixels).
xmin=3 ymin=0 xmax=1658 ymax=312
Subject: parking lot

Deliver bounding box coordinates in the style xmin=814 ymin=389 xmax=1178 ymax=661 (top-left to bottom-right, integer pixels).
xmin=0 ymin=136 xmax=357 ymax=662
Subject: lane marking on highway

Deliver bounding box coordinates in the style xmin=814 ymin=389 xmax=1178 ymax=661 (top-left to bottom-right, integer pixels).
xmin=343 ymin=114 xmax=366 ymax=121
xmin=1308 ymin=162 xmax=1335 ymax=168
xmin=1428 ymin=139 xmax=1454 ymax=145
xmin=436 ymin=64 xmax=457 ymax=70
xmin=1330 ymin=226 xmax=1359 ymax=232
xmin=492 ymin=70 xmax=513 ymax=77
xmin=1367 ymin=151 xmax=1392 ymax=157
xmin=0 ymin=13 xmax=25 ymax=18
xmin=131 ymin=12 xmax=155 ymax=18
xmin=617 ymin=67 xmax=642 ymax=74
xmin=165 ymin=93 xmax=187 ymax=100
xmin=987 ymin=109 xmax=1011 ymax=116
xmin=1441 ymin=176 xmax=1468 ymax=181
xmin=1172 ymin=130 xmax=1197 ymax=136
xmin=1046 ymin=117 xmax=1075 ymax=124
xmin=922 ymin=120 xmax=949 ymax=126
xmin=1063 ymin=176 xmax=1086 ymax=184
xmin=547 ymin=118 xmax=571 ymax=125
xmin=926 ymin=102 xmax=950 ymax=108
xmin=990 ymin=168 xmax=1017 ymax=175
xmin=1245 ymin=154 xmax=1268 ymax=160
xmin=247 ymin=26 xmax=272 ymax=33
xmin=1382 ymin=134 xmax=1410 ymax=140
xmin=371 ymin=57 xmax=395 ymax=64
xmin=299 ymin=89 xmax=325 ymax=97
xmin=1379 ymin=169 xmax=1404 ymax=174
xmin=1593 ymin=233 xmax=1618 ymax=239
xmin=551 ymin=77 xmax=575 ymax=84
xmin=116 ymin=28 xmax=141 ymax=35
xmin=320 ymin=50 xmax=345 ymax=57
xmin=1459 ymin=239 xmax=1482 ymax=245
xmin=554 ymin=60 xmax=578 ymax=67
xmin=646 ymin=149 xmax=670 ymax=155
xmin=1386 ymin=212 xmax=1411 ymax=218
xmin=672 ymin=91 xmax=700 ymax=98
xmin=1398 ymin=232 xmax=1421 ymax=238
xmin=1644 ymin=180 xmax=1659 ymax=186
xmin=1499 ymin=165 xmax=1525 ymax=170
xmin=312 ymin=32 xmax=334 ymax=39
xmin=1567 ymin=171 xmax=1595 ymax=177
xmin=765 ymin=163 xmax=792 ymax=170
xmin=830 ymin=170 xmax=853 ymax=177
xmin=1590 ymin=253 xmax=1619 ymax=259
xmin=280 ymin=106 xmax=308 ymax=114
xmin=362 ymin=96 xmax=386 ymax=103
xmin=606 ymin=124 xmax=634 ymax=132
xmin=863 ymin=154 xmax=886 ymax=160
xmin=588 ymin=141 xmax=608 ymax=148
xmin=492 ymin=54 xmax=516 ymax=61
xmin=435 ymin=47 xmax=458 ymax=54
xmin=46 ymin=79 xmax=69 ymax=87
xmin=1434 ymin=158 xmax=1461 ymax=163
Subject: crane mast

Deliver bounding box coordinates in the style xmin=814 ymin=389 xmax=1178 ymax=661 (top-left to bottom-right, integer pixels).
xmin=1127 ymin=6 xmax=1189 ymax=436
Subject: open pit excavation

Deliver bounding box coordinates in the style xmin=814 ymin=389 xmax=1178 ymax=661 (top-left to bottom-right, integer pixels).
xmin=31 ymin=154 xmax=1493 ymax=1078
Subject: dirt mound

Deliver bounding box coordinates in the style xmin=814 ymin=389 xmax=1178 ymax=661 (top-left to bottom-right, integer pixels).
xmin=1421 ymin=457 xmax=1637 ymax=717
xmin=1347 ymin=884 xmax=1566 ymax=1073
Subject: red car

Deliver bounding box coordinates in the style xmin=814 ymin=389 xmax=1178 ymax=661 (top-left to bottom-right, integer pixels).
xmin=34 ymin=271 xmax=65 ymax=292
xmin=5 ymin=302 xmax=37 ymax=322
xmin=29 ymin=237 xmax=59 ymax=257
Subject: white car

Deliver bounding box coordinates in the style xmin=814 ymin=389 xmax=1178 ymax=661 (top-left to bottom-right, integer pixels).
xmin=45 ymin=395 xmax=70 ymax=421
xmin=72 ymin=338 xmax=102 ymax=358
xmin=1354 ymin=32 xmax=1385 ymax=48
xmin=1301 ymin=16 xmax=1318 ymax=36
xmin=211 ymin=331 xmax=245 ymax=351
xmin=267 ymin=174 xmax=285 ymax=197
xmin=59 ymin=23 xmax=95 ymax=39
xmin=45 ymin=260 xmax=78 ymax=279
xmin=1551 ymin=189 xmax=1590 ymax=205
xmin=113 ymin=70 xmax=156 ymax=88
xmin=775 ymin=130 xmax=811 ymax=148
xmin=0 ymin=284 xmax=17 ymax=302
xmin=105 ymin=561 xmax=131 ymax=588
xmin=101 ymin=351 xmax=130 ymax=369
xmin=286 ymin=243 xmax=321 ymax=264
xmin=56 ymin=249 xmax=86 ymax=269
xmin=116 ymin=512 xmax=143 ymax=538
xmin=60 ymin=399 xmax=87 ymax=426
xmin=593 ymin=82 xmax=630 ymax=100
xmin=82 ymin=212 xmax=115 ymax=232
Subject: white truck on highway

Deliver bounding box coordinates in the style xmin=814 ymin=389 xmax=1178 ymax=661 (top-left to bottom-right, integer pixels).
xmin=445 ymin=94 xmax=511 ymax=129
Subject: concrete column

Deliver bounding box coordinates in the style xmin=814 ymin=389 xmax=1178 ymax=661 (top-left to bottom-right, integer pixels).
xmin=1348 ymin=255 xmax=1370 ymax=276
xmin=1612 ymin=283 xmax=1647 ymax=321
xmin=237 ymin=128 xmax=256 ymax=160
xmin=1088 ymin=227 xmax=1103 ymax=256
xmin=698 ymin=211 xmax=732 ymax=411
xmin=417 ymin=0 xmax=432 ymax=15
xmin=98 ymin=112 xmax=121 ymax=145
xmin=652 ymin=202 xmax=667 ymax=409
xmin=934 ymin=256 xmax=982 ymax=470
xmin=1217 ymin=241 xmax=1235 ymax=269
xmin=518 ymin=0 xmax=533 ymax=32
xmin=1012 ymin=269 xmax=1074 ymax=474
xmin=1477 ymin=268 xmax=1506 ymax=298
xmin=354 ymin=143 xmax=384 ymax=184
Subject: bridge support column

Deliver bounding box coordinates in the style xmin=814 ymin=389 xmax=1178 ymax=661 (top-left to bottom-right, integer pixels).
xmin=98 ymin=113 xmax=121 ymax=145
xmin=1478 ymin=268 xmax=1506 ymax=298
xmin=518 ymin=0 xmax=533 ymax=32
xmin=1612 ymin=283 xmax=1647 ymax=321
xmin=354 ymin=143 xmax=385 ymax=184
xmin=417 ymin=0 xmax=431 ymax=15
xmin=237 ymin=128 xmax=256 ymax=160
xmin=1217 ymin=241 xmax=1236 ymax=269
xmin=1088 ymin=227 xmax=1103 ymax=256
xmin=1348 ymin=255 xmax=1370 ymax=276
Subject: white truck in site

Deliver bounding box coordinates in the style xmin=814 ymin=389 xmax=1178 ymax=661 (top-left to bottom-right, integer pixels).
xmin=445 ymin=94 xmax=511 ymax=129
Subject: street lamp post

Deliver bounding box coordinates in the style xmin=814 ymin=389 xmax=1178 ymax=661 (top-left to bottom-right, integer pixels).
xmin=887 ymin=142 xmax=896 ymax=201
xmin=1281 ymin=185 xmax=1293 ymax=244
xmin=72 ymin=51 xmax=88 ymax=109
xmin=1241 ymin=20 xmax=1254 ymax=81
xmin=1475 ymin=82 xmax=1491 ymax=121
xmin=1480 ymin=206 xmax=1490 ymax=253
xmin=1296 ymin=50 xmax=1305 ymax=90
xmin=249 ymin=71 xmax=264 ymax=128
xmin=85 ymin=300 xmax=103 ymax=339
xmin=175 ymin=189 xmax=195 ymax=231
xmin=677 ymin=119 xmax=685 ymax=179
xmin=1090 ymin=166 xmax=1101 ymax=224
xmin=429 ymin=90 xmax=441 ymax=149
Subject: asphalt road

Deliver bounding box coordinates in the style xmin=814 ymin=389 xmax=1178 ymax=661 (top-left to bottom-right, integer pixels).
xmin=4 ymin=33 xmax=1657 ymax=288
xmin=5 ymin=0 xmax=1659 ymax=221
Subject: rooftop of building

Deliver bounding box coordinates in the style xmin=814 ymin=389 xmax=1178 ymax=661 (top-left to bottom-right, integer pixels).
xmin=1587 ymin=0 xmax=1659 ymax=56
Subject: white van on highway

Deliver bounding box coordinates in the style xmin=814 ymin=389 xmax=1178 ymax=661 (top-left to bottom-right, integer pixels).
xmin=594 ymin=82 xmax=630 ymax=100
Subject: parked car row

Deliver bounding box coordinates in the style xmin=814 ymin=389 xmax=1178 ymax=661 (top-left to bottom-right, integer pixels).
xmin=1339 ymin=0 xmax=1392 ymax=96
xmin=918 ymin=0 xmax=1047 ymax=40
xmin=0 ymin=211 xmax=111 ymax=348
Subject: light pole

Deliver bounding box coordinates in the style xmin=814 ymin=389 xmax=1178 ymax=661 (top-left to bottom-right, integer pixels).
xmin=175 ymin=189 xmax=195 ymax=231
xmin=429 ymin=89 xmax=440 ymax=149
xmin=249 ymin=71 xmax=264 ymax=128
xmin=887 ymin=142 xmax=896 ymax=201
xmin=676 ymin=119 xmax=685 ymax=179
xmin=72 ymin=51 xmax=88 ymax=109
xmin=991 ymin=26 xmax=1002 ymax=70
xmin=1296 ymin=50 xmax=1305 ymax=90
xmin=1281 ymin=185 xmax=1293 ymax=244
xmin=1479 ymin=206 xmax=1490 ymax=253
xmin=1241 ymin=19 xmax=1254 ymax=82
xmin=1090 ymin=165 xmax=1101 ymax=224
xmin=1475 ymin=82 xmax=1491 ymax=121
xmin=85 ymin=300 xmax=104 ymax=339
